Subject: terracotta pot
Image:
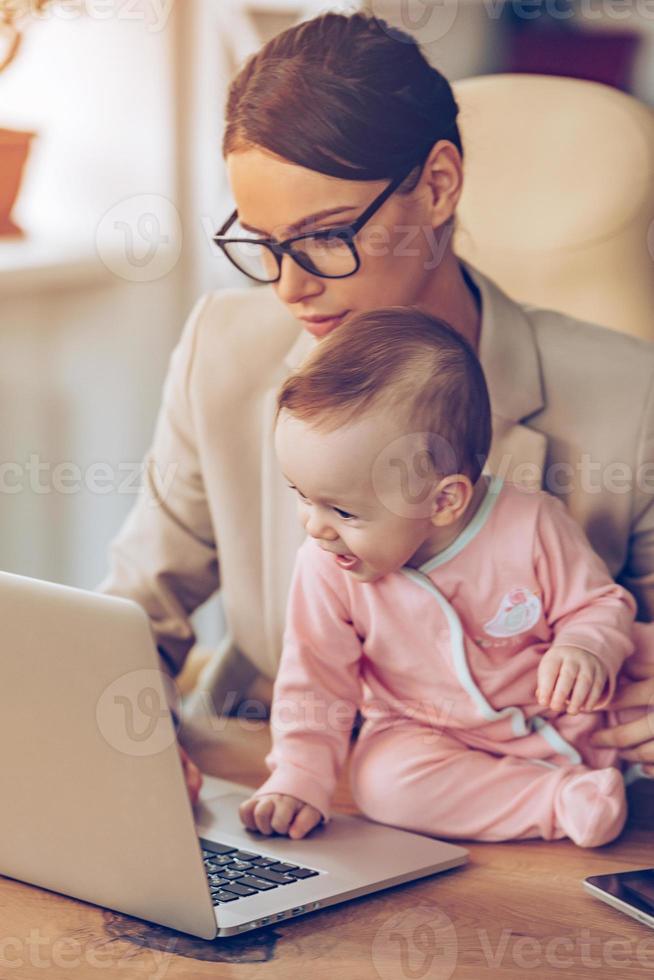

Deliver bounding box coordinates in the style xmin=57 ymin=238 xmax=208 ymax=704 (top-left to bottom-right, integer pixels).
xmin=0 ymin=128 xmax=37 ymax=238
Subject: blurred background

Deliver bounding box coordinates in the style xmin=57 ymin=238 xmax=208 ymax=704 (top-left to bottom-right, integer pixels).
xmin=1 ymin=0 xmax=654 ymax=643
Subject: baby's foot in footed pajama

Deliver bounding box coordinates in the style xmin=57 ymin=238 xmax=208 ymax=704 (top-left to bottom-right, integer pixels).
xmin=554 ymin=766 xmax=627 ymax=847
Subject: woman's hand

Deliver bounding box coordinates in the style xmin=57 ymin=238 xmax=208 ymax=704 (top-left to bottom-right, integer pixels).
xmin=179 ymin=743 xmax=203 ymax=805
xmin=239 ymin=793 xmax=322 ymax=839
xmin=590 ymin=658 xmax=654 ymax=776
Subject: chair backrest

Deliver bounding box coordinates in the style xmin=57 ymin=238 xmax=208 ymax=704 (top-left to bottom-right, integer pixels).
xmin=452 ymin=74 xmax=654 ymax=341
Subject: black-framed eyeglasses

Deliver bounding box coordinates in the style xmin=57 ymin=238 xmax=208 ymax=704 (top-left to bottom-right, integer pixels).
xmin=212 ymin=161 xmax=420 ymax=284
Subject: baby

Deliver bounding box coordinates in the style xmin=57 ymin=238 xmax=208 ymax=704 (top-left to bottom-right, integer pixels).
xmin=240 ymin=307 xmax=652 ymax=847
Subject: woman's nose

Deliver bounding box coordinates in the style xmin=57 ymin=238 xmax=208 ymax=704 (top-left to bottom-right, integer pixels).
xmin=275 ymin=254 xmax=323 ymax=306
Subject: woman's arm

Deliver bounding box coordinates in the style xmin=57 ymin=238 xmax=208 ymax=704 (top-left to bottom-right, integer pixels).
xmin=99 ymin=293 xmax=220 ymax=677
xmin=620 ymin=371 xmax=654 ymax=622
xmin=590 ymin=373 xmax=654 ymax=771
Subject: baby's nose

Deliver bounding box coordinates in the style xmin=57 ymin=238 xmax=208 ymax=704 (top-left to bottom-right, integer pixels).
xmin=305 ymin=512 xmax=337 ymax=541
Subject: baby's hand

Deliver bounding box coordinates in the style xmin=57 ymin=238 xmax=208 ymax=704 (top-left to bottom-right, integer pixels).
xmin=239 ymin=793 xmax=322 ymax=840
xmin=536 ymin=645 xmax=608 ymax=714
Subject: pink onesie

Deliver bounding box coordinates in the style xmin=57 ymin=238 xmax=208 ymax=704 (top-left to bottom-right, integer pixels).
xmin=254 ymin=478 xmax=653 ymax=844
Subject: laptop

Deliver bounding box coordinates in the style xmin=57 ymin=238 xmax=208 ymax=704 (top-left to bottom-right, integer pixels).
xmin=0 ymin=569 xmax=468 ymax=939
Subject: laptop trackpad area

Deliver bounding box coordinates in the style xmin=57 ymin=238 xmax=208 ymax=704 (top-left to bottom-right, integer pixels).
xmin=194 ymin=791 xmax=252 ymax=838
xmin=193 ymin=785 xmax=466 ymax=882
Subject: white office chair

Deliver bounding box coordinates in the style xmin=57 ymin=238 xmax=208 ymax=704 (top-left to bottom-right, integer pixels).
xmin=453 ymin=73 xmax=654 ymax=341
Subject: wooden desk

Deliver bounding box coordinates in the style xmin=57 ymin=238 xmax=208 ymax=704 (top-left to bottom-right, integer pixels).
xmin=1 ymin=718 xmax=652 ymax=979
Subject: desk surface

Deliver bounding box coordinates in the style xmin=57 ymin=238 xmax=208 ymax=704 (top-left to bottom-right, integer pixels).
xmin=1 ymin=717 xmax=652 ymax=980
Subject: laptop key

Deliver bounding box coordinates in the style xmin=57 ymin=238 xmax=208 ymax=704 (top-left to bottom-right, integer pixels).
xmin=239 ymin=875 xmax=278 ymax=891
xmin=206 ymin=854 xmax=235 ymax=866
xmin=227 ymin=860 xmax=253 ymax=871
xmin=287 ymin=867 xmax=319 ymax=879
xmin=248 ymin=868 xmax=297 ymax=885
xmin=207 ymin=876 xmax=228 ymax=887
xmin=220 ymin=868 xmax=245 ymax=880
xmin=203 ymin=843 xmax=237 ymax=856
xmin=213 ymin=889 xmax=239 ymax=903
xmin=249 ymin=857 xmax=278 ymax=867
xmin=267 ymin=862 xmax=298 ymax=874
xmin=221 ymin=882 xmax=257 ymax=897
xmin=231 ymin=850 xmax=259 ymax=860
xmin=203 ymin=856 xmax=233 ymax=869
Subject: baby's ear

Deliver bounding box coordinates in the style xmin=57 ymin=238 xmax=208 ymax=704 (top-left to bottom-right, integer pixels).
xmin=430 ymin=473 xmax=473 ymax=526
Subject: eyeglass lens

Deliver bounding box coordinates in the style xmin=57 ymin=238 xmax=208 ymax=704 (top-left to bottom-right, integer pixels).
xmin=222 ymin=219 xmax=357 ymax=282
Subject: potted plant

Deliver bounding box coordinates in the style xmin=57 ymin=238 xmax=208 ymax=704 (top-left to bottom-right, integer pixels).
xmin=0 ymin=1 xmax=65 ymax=236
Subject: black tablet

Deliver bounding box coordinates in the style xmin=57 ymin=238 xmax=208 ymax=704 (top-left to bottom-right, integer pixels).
xmin=585 ymin=869 xmax=654 ymax=929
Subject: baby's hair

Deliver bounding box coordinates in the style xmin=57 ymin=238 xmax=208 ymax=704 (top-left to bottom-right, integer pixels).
xmin=277 ymin=308 xmax=492 ymax=482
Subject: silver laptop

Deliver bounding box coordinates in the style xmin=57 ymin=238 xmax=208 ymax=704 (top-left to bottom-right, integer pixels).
xmin=0 ymin=570 xmax=468 ymax=939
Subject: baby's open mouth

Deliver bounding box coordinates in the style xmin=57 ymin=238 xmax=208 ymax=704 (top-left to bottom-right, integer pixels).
xmin=334 ymin=553 xmax=359 ymax=570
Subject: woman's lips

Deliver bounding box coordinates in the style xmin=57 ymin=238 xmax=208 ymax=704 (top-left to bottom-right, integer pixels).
xmin=334 ymin=553 xmax=359 ymax=570
xmin=300 ymin=311 xmax=350 ymax=338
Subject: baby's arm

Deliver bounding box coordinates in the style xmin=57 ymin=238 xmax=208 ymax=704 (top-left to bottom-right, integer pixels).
xmin=533 ymin=492 xmax=637 ymax=713
xmin=239 ymin=539 xmax=363 ymax=837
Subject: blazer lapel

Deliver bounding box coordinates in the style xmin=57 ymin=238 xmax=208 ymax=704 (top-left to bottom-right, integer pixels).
xmin=259 ymin=319 xmax=315 ymax=670
xmin=463 ymin=261 xmax=548 ymax=489
xmin=284 ymin=327 xmax=316 ymax=371
xmin=487 ymin=415 xmax=547 ymax=490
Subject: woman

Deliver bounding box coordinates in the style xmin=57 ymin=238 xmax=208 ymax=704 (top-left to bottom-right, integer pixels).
xmin=101 ymin=12 xmax=654 ymax=802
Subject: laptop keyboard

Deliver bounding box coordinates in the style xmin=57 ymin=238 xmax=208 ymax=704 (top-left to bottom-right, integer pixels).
xmin=201 ymin=842 xmax=320 ymax=905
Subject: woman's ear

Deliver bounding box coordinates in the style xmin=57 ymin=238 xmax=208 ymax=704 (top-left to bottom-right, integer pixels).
xmin=431 ymin=473 xmax=474 ymax=527
xmin=420 ymin=139 xmax=464 ymax=229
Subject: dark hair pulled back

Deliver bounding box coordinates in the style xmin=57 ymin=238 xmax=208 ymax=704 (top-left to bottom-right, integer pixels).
xmin=223 ymin=12 xmax=462 ymax=185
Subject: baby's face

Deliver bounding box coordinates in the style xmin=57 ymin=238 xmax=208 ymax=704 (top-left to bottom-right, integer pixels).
xmin=275 ymin=409 xmax=444 ymax=582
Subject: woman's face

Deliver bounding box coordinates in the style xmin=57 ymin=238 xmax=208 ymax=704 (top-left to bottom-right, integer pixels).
xmin=226 ymin=146 xmax=460 ymax=338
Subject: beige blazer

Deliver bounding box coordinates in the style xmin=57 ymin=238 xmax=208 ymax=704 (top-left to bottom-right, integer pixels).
xmin=100 ymin=262 xmax=654 ymax=684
